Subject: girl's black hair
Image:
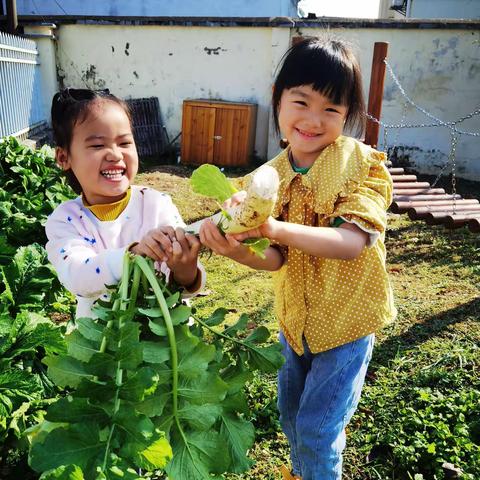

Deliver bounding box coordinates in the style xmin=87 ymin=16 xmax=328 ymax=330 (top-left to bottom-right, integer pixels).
xmin=51 ymin=88 xmax=132 ymax=194
xmin=272 ymin=36 xmax=366 ymax=138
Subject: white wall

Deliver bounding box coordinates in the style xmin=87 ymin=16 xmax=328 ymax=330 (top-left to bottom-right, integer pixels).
xmin=297 ymin=26 xmax=480 ymax=180
xmin=23 ymin=25 xmax=58 ymax=121
xmin=53 ymin=23 xmax=480 ymax=180
xmin=55 ymin=25 xmax=291 ymax=159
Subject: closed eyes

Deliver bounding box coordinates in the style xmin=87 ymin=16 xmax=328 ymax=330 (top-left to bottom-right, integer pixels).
xmin=88 ymin=142 xmax=132 ymax=148
xmin=292 ymin=101 xmax=342 ymax=114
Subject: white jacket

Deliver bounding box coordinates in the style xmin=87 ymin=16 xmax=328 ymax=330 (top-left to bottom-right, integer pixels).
xmin=45 ymin=185 xmax=206 ymax=319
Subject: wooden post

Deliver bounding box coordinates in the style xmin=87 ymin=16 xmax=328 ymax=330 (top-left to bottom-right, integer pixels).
xmin=365 ymin=42 xmax=389 ymax=148
xmin=6 ymin=0 xmax=18 ymax=34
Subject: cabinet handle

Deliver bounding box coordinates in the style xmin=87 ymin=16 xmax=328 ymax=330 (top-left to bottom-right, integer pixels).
xmin=213 ymin=135 xmax=222 ymax=140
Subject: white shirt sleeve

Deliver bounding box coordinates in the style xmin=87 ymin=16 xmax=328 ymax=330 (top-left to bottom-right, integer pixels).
xmin=45 ymin=204 xmax=126 ymax=299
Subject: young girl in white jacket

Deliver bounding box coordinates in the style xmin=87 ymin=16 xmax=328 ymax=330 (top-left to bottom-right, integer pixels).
xmin=46 ymin=88 xmax=205 ymax=322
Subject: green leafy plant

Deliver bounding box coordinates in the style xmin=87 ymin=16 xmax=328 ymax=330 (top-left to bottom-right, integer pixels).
xmin=350 ymin=344 xmax=480 ymax=480
xmin=379 ymin=387 xmax=480 ymax=478
xmin=0 ymin=139 xmax=75 ymax=477
xmin=0 ymin=138 xmax=75 ymax=318
xmin=0 ymin=136 xmax=74 ymax=253
xmin=29 ymin=254 xmax=284 ymax=479
xmin=0 ymin=309 xmax=66 ymax=472
xmin=0 ymin=244 xmax=72 ymax=317
xmin=243 ymin=372 xmax=281 ymax=438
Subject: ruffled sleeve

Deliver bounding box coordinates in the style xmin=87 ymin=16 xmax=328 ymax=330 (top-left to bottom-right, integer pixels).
xmin=327 ymin=152 xmax=393 ymax=242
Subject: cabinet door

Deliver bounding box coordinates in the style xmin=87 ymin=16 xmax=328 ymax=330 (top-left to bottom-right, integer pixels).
xmin=213 ymin=106 xmax=249 ymax=167
xmin=181 ymin=104 xmax=216 ymax=164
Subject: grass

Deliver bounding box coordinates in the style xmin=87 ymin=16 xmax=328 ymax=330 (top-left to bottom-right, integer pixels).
xmin=136 ymin=166 xmax=480 ymax=479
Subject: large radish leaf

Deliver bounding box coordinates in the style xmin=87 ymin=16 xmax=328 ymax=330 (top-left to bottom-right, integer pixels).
xmin=38 ymin=464 xmax=84 ymax=480
xmin=218 ymin=411 xmax=255 ymax=473
xmin=166 ymin=429 xmax=227 ymax=480
xmin=43 ymin=356 xmax=94 ymax=388
xmin=190 ymin=164 xmax=237 ymax=203
xmin=29 ymin=423 xmax=104 ymax=473
xmin=46 ymin=397 xmax=109 ymax=425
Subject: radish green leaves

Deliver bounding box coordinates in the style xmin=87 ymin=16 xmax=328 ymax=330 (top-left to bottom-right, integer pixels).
xmin=29 ymin=254 xmax=284 ymax=479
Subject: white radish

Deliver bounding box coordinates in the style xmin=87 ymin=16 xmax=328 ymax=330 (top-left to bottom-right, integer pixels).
xmin=188 ymin=165 xmax=279 ymax=235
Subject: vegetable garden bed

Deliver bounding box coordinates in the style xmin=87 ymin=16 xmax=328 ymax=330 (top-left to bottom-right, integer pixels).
xmin=1 ymin=138 xmax=479 ymax=479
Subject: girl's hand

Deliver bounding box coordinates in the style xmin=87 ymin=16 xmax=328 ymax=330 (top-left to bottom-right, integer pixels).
xmin=199 ymin=219 xmax=245 ymax=258
xmin=222 ymin=191 xmax=280 ymax=241
xmin=130 ymin=226 xmax=176 ymax=261
xmin=199 ymin=217 xmax=284 ymax=271
xmin=222 ymin=190 xmax=247 ymax=209
xmin=230 ymin=216 xmax=280 ymax=242
xmin=167 ymin=227 xmax=201 ymax=289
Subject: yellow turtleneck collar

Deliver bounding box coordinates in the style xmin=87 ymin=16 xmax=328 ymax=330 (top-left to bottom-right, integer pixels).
xmin=82 ymin=187 xmax=131 ymax=221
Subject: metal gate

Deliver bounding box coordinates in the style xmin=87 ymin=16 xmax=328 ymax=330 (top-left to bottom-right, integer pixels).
xmin=0 ymin=31 xmax=46 ymax=138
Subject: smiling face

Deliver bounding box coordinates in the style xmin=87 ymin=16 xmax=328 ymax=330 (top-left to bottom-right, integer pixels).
xmin=277 ymin=84 xmax=348 ymax=168
xmin=56 ymin=100 xmax=138 ymax=205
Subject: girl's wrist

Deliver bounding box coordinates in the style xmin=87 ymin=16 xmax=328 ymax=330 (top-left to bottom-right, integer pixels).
xmin=230 ymin=244 xmax=253 ymax=263
xmin=182 ymin=267 xmax=201 ymax=292
xmin=267 ymin=218 xmax=283 ymax=243
xmin=172 ymin=262 xmax=198 ymax=289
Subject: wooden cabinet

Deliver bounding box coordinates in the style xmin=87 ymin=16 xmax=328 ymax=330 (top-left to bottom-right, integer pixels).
xmin=181 ymin=99 xmax=257 ymax=167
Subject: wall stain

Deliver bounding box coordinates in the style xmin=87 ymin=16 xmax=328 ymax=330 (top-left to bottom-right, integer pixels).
xmin=165 ymin=105 xmax=174 ymax=120
xmin=389 ymin=145 xmax=466 ymax=175
xmin=204 ymin=46 xmax=227 ymax=55
xmin=384 ymin=84 xmax=397 ymax=102
xmin=432 ymin=36 xmax=459 ymax=57
xmin=468 ymin=63 xmax=480 ymax=79
xmin=82 ymin=65 xmax=106 ymax=89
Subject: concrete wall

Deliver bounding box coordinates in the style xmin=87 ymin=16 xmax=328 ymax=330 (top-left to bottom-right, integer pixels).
xmin=54 ymin=24 xmax=289 ymax=161
xmin=410 ymin=0 xmax=480 ymax=20
xmin=298 ymin=25 xmax=480 ymax=181
xmin=23 ymin=25 xmax=57 ymax=122
xmin=50 ymin=21 xmax=480 ymax=180
xmin=13 ymin=0 xmax=299 ymax=17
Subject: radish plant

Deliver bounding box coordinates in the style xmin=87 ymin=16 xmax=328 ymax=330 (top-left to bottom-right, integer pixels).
xmin=29 ymin=253 xmax=284 ymax=479
xmin=187 ymin=164 xmax=279 ymax=257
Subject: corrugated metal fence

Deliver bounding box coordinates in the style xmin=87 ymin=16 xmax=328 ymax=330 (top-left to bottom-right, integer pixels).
xmin=0 ymin=31 xmax=46 ymax=138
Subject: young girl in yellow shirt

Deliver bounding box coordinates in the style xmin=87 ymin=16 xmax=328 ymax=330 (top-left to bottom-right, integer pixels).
xmin=200 ymin=37 xmax=396 ymax=480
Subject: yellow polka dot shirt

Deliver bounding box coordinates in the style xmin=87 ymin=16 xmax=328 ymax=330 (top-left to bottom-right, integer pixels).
xmin=265 ymin=136 xmax=396 ymax=355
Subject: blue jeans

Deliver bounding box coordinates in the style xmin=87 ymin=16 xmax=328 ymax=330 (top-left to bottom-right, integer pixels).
xmin=278 ymin=332 xmax=375 ymax=480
